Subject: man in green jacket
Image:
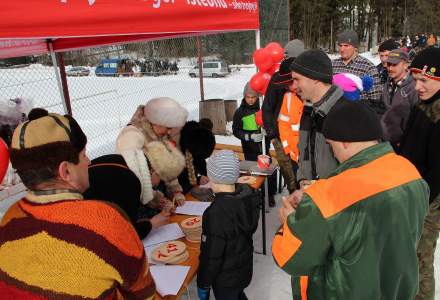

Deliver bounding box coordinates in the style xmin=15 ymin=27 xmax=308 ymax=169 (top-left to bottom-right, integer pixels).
xmin=272 ymin=99 xmax=429 ymax=299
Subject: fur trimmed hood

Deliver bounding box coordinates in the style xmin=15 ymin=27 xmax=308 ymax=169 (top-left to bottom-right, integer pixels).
xmin=129 ymin=105 xmax=161 ymax=144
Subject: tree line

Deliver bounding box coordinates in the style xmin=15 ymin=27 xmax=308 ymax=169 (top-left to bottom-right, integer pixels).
xmin=286 ymin=0 xmax=440 ymax=51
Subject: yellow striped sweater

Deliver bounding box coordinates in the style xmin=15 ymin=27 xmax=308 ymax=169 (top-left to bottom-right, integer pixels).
xmin=0 ymin=189 xmax=155 ymax=299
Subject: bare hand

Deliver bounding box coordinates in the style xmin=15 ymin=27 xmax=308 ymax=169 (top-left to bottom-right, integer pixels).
xmin=287 ymin=190 xmax=304 ymax=209
xmin=279 ymin=196 xmax=295 ymax=224
xmin=199 ymin=176 xmax=210 ymax=185
xmin=150 ymin=212 xmax=170 ymax=229
xmin=299 ymin=180 xmax=312 ymax=190
xmin=160 ymin=198 xmax=176 ymax=214
xmin=173 ymin=193 xmax=186 ymax=206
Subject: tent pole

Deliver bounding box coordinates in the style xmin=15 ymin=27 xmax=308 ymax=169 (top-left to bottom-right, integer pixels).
xmin=48 ymin=41 xmax=70 ymax=115
xmin=196 ymin=36 xmax=205 ymax=101
xmin=255 ymin=30 xmax=266 ymax=156
xmin=57 ymin=52 xmax=73 ymax=116
xmin=255 ymin=29 xmax=261 ymax=50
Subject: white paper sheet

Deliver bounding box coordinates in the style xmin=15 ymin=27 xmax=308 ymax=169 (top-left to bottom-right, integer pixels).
xmin=142 ymin=223 xmax=185 ymax=247
xmin=175 ymin=201 xmax=211 ymax=216
xmin=150 ymin=265 xmax=190 ymax=296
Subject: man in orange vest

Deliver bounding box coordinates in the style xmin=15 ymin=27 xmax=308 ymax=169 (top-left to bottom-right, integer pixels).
xmin=277 ymin=83 xmax=304 ymax=162
xmin=263 ymin=40 xmax=305 ymax=193
xmin=272 ymin=99 xmax=428 ymax=299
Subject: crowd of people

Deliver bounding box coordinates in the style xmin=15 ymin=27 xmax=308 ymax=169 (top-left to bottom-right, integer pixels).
xmin=0 ymin=29 xmax=438 ymax=300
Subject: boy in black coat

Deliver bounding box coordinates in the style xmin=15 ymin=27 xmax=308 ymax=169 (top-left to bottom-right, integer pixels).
xmin=197 ymin=150 xmax=260 ymax=300
xmin=233 ymin=82 xmax=277 ymax=206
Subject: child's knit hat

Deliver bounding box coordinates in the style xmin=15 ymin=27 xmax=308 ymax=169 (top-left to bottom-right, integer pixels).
xmin=332 ymin=73 xmax=373 ymax=101
xmin=206 ymin=150 xmax=240 ymax=185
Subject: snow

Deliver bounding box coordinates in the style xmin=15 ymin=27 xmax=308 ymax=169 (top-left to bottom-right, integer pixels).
xmin=0 ymin=51 xmax=439 ymax=298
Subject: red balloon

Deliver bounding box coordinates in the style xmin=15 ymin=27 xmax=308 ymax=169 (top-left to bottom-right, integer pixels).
xmin=253 ymin=48 xmax=273 ymax=72
xmin=255 ymin=110 xmax=263 ymax=127
xmin=250 ymin=72 xmax=271 ymax=95
xmin=265 ymin=42 xmax=284 ymax=63
xmin=268 ymin=62 xmax=281 ymax=75
xmin=0 ymin=138 xmax=9 ymax=184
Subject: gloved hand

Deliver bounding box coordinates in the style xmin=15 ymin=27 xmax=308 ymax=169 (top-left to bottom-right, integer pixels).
xmin=249 ymin=133 xmax=263 ymax=143
xmin=197 ymin=287 xmax=210 ymax=300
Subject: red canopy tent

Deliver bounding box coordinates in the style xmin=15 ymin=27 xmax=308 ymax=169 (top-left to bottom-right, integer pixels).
xmin=0 ymin=0 xmax=259 ymax=58
xmin=0 ymin=0 xmax=260 ymax=114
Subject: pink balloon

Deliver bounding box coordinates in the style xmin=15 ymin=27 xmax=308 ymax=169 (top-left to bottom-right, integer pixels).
xmin=253 ymin=48 xmax=273 ymax=72
xmin=250 ymin=72 xmax=271 ymax=95
xmin=265 ymin=42 xmax=284 ymax=63
xmin=0 ymin=138 xmax=9 ymax=184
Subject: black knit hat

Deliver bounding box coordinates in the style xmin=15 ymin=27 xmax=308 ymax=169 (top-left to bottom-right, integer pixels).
xmin=410 ymin=47 xmax=440 ymax=81
xmin=273 ymin=57 xmax=295 ymax=86
xmin=323 ymin=99 xmax=383 ymax=142
xmin=290 ymin=49 xmax=333 ymax=84
xmin=378 ymin=39 xmax=400 ymax=52
xmin=180 ymin=121 xmax=215 ymax=159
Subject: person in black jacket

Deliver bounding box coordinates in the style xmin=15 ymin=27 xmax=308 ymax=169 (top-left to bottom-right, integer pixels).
xmin=262 ymin=39 xmax=305 ymax=193
xmin=233 ymin=82 xmax=277 ymax=206
xmin=84 ymin=154 xmax=169 ymax=239
xmin=398 ymin=48 xmax=440 ymax=299
xmin=197 ymin=150 xmax=260 ymax=300
xmin=178 ymin=120 xmax=216 ymax=193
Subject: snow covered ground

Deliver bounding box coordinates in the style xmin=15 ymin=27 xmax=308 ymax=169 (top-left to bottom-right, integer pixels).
xmin=1 ymin=52 xmax=439 ymax=299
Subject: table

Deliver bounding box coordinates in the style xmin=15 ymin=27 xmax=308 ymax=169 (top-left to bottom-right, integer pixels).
xmin=153 ymin=195 xmax=200 ymax=300
xmin=240 ymin=161 xmax=278 ymax=255
xmin=248 ymin=175 xmax=269 ymax=255
xmin=152 ymin=175 xmax=271 ymax=299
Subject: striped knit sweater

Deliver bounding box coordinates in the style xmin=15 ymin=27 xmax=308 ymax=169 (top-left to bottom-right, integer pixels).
xmin=0 ymin=190 xmax=155 ymax=299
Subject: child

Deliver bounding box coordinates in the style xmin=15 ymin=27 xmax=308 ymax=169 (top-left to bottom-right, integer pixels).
xmin=232 ymin=82 xmax=277 ymax=206
xmin=197 ymin=150 xmax=260 ymax=300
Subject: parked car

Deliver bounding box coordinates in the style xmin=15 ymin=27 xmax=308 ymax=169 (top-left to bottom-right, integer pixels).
xmin=66 ymin=67 xmax=90 ymax=77
xmin=189 ymin=61 xmax=230 ymax=78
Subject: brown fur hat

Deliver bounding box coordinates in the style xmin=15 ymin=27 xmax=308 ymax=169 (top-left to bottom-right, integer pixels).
xmin=144 ymin=141 xmax=185 ymax=183
xmin=10 ymin=111 xmax=87 ymax=172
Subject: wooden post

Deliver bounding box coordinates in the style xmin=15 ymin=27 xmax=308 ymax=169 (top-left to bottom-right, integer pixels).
xmin=197 ymin=36 xmax=205 ymax=102
xmin=57 ymin=52 xmax=72 ymax=116
xmin=199 ymin=99 xmax=226 ymax=135
xmin=224 ymin=100 xmax=238 ymax=122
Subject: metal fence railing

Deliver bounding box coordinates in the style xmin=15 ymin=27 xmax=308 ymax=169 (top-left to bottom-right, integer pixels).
xmin=1 ymin=23 xmax=289 ymax=159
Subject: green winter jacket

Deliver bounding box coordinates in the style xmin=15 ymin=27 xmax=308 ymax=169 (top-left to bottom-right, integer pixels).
xmin=272 ymin=143 xmax=429 ymax=299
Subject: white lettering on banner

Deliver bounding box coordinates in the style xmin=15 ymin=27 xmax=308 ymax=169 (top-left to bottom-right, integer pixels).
xmin=186 ymin=0 xmax=228 ymax=9
xmin=230 ymin=0 xmax=258 ymax=12
xmin=58 ymin=0 xmax=256 ymax=11
xmin=152 ymin=0 xmax=175 ymax=9
xmin=60 ymin=0 xmax=96 ymax=5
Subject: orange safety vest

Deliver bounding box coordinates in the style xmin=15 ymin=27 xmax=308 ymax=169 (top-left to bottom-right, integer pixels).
xmin=277 ymin=92 xmax=304 ymax=162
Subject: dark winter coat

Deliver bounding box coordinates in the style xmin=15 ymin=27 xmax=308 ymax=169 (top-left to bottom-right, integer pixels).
xmin=197 ymin=184 xmax=260 ymax=289
xmin=84 ymin=154 xmax=152 ymax=239
xmin=232 ymin=98 xmax=262 ymax=161
xmin=381 ymin=74 xmax=418 ymax=147
xmin=262 ymin=72 xmax=287 ymax=140
xmin=178 ymin=123 xmax=216 ymax=193
xmin=297 ymin=86 xmax=342 ymax=181
xmin=376 ymin=63 xmax=388 ymax=85
xmin=398 ymin=90 xmax=440 ymax=203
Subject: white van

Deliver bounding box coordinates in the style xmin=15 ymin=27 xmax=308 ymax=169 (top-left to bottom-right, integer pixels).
xmin=189 ymin=61 xmax=230 ymax=78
